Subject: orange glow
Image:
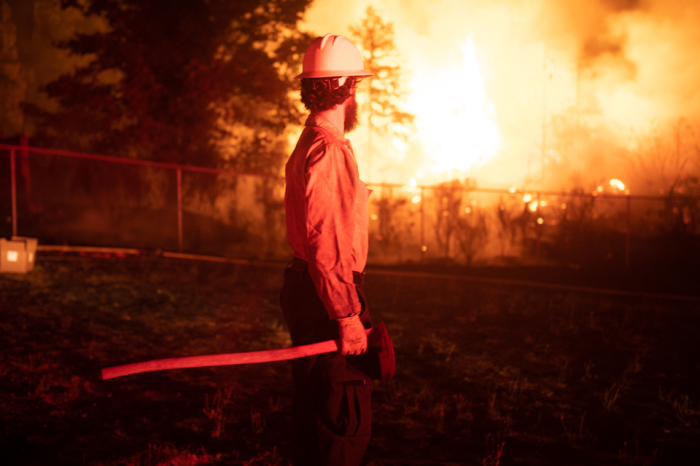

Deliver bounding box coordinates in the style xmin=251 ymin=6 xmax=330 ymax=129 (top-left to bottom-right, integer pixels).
xmin=301 ymin=1 xmax=700 ymax=191
xmin=609 ymin=179 xmax=625 ymax=191
xmin=523 ymin=194 xmax=532 ymax=203
xmin=537 ymin=217 xmax=544 ymax=225
xmin=406 ymin=36 xmax=501 ymax=177
xmin=528 ymin=200 xmax=538 ymax=212
xmin=401 ymin=177 xmax=422 ymax=203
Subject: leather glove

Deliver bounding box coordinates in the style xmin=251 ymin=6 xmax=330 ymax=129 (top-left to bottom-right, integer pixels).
xmin=337 ymin=314 xmax=368 ymax=356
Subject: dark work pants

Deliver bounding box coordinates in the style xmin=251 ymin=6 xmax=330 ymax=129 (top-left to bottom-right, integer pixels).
xmin=280 ymin=266 xmax=372 ymax=466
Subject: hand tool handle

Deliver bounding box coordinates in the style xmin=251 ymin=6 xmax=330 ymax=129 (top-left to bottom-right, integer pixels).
xmin=102 ymin=328 xmax=373 ymax=380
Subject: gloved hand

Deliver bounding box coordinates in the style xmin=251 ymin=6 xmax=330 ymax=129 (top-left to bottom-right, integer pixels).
xmin=337 ymin=314 xmax=368 ymax=356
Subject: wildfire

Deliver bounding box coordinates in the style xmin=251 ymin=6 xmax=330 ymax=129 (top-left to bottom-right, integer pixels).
xmin=401 ymin=177 xmax=423 ymax=203
xmin=407 ymin=36 xmax=501 ymax=177
xmin=609 ymin=179 xmax=625 ymax=191
xmin=595 ymin=179 xmax=629 ymax=195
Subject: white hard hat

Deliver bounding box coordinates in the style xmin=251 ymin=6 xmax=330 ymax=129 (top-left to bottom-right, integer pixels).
xmin=295 ymin=34 xmax=373 ymax=79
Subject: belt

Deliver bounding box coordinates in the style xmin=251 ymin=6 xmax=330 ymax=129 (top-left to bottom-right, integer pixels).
xmin=287 ymin=257 xmax=364 ymax=286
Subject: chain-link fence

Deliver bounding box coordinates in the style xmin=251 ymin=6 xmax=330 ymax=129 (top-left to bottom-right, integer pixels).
xmin=3 ymin=144 xmax=699 ymax=269
xmin=366 ymin=181 xmax=700 ymax=269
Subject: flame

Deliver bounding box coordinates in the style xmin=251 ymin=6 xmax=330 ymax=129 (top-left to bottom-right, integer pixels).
xmin=301 ymin=1 xmax=700 ymax=191
xmin=401 ymin=177 xmax=422 ymax=203
xmin=609 ymin=179 xmax=625 ymax=191
xmin=407 ymin=36 xmax=501 ymax=176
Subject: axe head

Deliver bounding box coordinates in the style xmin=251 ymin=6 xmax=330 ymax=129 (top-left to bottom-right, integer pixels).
xmin=361 ymin=321 xmax=396 ymax=382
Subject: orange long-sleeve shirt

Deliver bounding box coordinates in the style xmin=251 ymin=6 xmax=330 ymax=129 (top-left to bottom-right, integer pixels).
xmin=285 ymin=114 xmax=371 ymax=320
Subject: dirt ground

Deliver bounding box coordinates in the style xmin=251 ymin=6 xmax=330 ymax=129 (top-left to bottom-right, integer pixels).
xmin=1 ymin=255 xmax=699 ymax=465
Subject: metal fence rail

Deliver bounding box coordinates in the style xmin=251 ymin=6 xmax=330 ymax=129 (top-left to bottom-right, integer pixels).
xmin=2 ymin=143 xmax=699 ymax=269
xmin=1 ymin=143 xmax=282 ymax=254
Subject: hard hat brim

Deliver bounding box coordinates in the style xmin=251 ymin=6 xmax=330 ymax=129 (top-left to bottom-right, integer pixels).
xmin=295 ymin=69 xmax=374 ymax=80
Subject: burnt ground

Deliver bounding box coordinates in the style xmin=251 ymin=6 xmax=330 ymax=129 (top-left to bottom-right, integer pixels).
xmin=1 ymin=255 xmax=699 ymax=465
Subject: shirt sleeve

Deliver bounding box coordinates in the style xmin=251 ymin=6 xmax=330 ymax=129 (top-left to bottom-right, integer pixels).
xmin=304 ymin=140 xmax=361 ymax=320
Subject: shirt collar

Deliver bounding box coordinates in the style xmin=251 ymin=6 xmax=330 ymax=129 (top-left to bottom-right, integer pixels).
xmin=305 ymin=113 xmax=348 ymax=143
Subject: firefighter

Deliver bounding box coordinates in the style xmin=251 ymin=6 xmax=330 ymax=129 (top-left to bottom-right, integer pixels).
xmin=280 ymin=34 xmax=374 ymax=466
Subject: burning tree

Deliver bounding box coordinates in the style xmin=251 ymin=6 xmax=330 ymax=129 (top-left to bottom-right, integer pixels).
xmin=350 ymin=6 xmax=414 ymax=182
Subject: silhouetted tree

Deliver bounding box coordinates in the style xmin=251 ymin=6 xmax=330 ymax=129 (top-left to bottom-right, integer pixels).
xmin=350 ymin=6 xmax=413 ymax=181
xmin=628 ymin=119 xmax=700 ymax=233
xmin=455 ymin=203 xmax=488 ymax=266
xmin=496 ymin=196 xmax=519 ymax=257
xmin=25 ymin=0 xmax=312 ymax=170
xmin=0 ymin=2 xmax=26 ymax=136
xmin=433 ymin=179 xmax=464 ymax=260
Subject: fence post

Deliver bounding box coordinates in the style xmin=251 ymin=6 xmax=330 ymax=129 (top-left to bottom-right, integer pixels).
xmin=177 ymin=168 xmax=183 ymax=252
xmin=420 ymin=186 xmax=425 ymax=263
xmin=10 ymin=148 xmax=17 ymax=237
xmin=625 ymin=194 xmax=631 ymax=271
xmin=536 ymin=192 xmax=541 ymax=262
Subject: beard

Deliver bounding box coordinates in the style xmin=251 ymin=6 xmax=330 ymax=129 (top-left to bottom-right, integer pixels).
xmin=344 ymin=96 xmax=359 ymax=134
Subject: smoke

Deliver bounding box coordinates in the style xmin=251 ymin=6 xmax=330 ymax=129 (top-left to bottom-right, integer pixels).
xmin=301 ymin=0 xmax=700 ymax=192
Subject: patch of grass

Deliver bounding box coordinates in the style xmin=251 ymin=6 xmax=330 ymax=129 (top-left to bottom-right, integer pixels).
xmin=453 ymin=393 xmax=473 ymax=424
xmin=583 ymin=360 xmax=595 ymax=380
xmin=202 ymin=386 xmax=236 ymax=438
xmin=94 ymin=443 xmax=217 ymax=466
xmin=618 ymin=441 xmax=658 ymax=466
xmin=560 ymin=411 xmax=586 ymax=447
xmin=250 ymin=404 xmax=266 ymax=434
xmin=481 ymin=436 xmax=505 ymax=466
xmin=660 ymin=388 xmax=695 ymax=427
xmin=418 ymin=332 xmax=456 ymax=362
xmin=2 ymin=257 xmax=700 ymax=465
xmin=603 ymin=383 xmax=621 ymax=411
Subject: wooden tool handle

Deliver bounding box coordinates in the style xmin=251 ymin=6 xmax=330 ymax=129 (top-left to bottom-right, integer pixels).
xmin=102 ymin=328 xmax=372 ymax=380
